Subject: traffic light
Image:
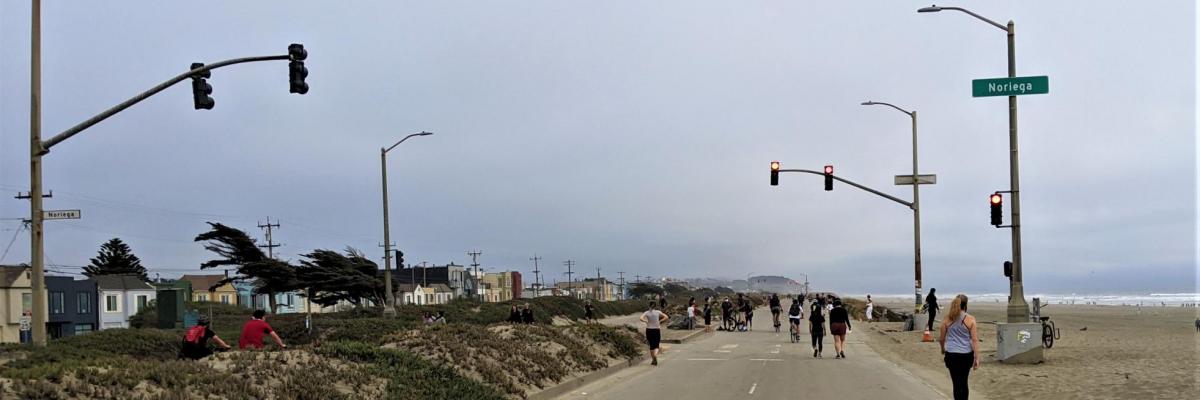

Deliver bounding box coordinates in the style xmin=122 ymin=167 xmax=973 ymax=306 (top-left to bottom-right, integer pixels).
xmin=1003 ymin=261 xmax=1013 ymax=278
xmin=990 ymin=192 xmax=1003 ymax=226
xmin=823 ymin=165 xmax=834 ymax=191
xmin=288 ymin=43 xmax=309 ymax=94
xmin=770 ymin=161 xmax=780 ymax=186
xmin=189 ymin=63 xmax=214 ymax=110
xmin=394 ymin=250 xmax=404 ymax=267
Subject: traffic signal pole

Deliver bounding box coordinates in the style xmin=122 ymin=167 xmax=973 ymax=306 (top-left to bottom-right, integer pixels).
xmin=1005 ymin=21 xmax=1030 ymax=324
xmin=776 ymin=169 xmax=914 ymax=209
xmin=24 ymin=37 xmax=306 ymax=344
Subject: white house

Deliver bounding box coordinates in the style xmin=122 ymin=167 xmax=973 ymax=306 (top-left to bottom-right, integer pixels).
xmin=94 ymin=275 xmax=155 ymax=330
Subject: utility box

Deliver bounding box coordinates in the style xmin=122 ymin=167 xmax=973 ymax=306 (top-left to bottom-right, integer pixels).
xmin=156 ymin=289 xmax=187 ymax=329
xmin=996 ymin=322 xmax=1044 ymax=363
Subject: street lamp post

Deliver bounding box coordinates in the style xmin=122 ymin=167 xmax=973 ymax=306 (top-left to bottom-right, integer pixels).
xmin=381 ymin=131 xmax=433 ymax=315
xmin=919 ymin=5 xmax=1029 ymax=323
xmin=861 ymin=101 xmax=923 ymax=314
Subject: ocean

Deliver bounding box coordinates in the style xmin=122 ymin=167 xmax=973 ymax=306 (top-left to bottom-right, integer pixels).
xmin=859 ymin=293 xmax=1200 ymax=306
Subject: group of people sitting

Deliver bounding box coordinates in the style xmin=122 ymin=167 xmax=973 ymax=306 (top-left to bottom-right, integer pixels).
xmin=507 ymin=303 xmax=536 ymax=324
xmin=179 ymin=309 xmax=288 ymax=360
xmin=422 ymin=311 xmax=447 ymax=324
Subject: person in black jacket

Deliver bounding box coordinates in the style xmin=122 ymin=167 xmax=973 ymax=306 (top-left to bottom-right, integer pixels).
xmin=720 ymin=297 xmax=733 ymax=331
xmin=521 ymin=303 xmax=535 ymax=324
xmin=508 ymin=304 xmax=522 ymax=323
xmin=809 ymin=301 xmax=826 ymax=358
xmin=925 ymin=288 xmax=939 ymax=331
xmin=828 ymin=300 xmax=852 ymax=359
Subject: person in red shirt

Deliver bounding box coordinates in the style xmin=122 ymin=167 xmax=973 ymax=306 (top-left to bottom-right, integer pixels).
xmin=239 ymin=309 xmax=287 ymax=350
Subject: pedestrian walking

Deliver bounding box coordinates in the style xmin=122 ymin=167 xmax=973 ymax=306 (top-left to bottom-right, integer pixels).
xmin=809 ymin=300 xmax=826 ymax=358
xmin=829 ymin=300 xmax=851 ymax=359
xmin=769 ymin=293 xmax=782 ymax=332
xmin=865 ymin=294 xmax=875 ymax=323
xmin=658 ymin=294 xmax=667 ymax=310
xmin=640 ymin=301 xmax=669 ymax=366
xmin=584 ymin=300 xmax=595 ymax=323
xmin=925 ymin=288 xmax=940 ymax=332
xmin=741 ymin=300 xmax=753 ymax=331
xmin=939 ymin=294 xmax=979 ymax=400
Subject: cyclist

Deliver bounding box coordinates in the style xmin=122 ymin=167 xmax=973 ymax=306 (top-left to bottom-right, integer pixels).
xmin=769 ymin=294 xmax=782 ymax=332
xmin=787 ymin=297 xmax=804 ymax=341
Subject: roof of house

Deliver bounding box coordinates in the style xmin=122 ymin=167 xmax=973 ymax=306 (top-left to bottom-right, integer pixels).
xmin=179 ymin=275 xmax=232 ymax=292
xmin=0 ymin=265 xmax=30 ymax=287
xmin=395 ymin=283 xmax=423 ymax=293
xmin=428 ymin=283 xmax=453 ymax=293
xmin=93 ymin=275 xmax=154 ymax=291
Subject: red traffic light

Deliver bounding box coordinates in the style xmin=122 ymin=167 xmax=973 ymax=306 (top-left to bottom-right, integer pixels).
xmin=824 ymin=165 xmax=833 ymax=174
xmin=770 ymin=161 xmax=780 ymax=171
xmin=990 ymin=193 xmax=1002 ymax=204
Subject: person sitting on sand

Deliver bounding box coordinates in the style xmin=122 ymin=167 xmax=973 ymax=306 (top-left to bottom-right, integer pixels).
xmin=508 ymin=304 xmax=522 ymax=323
xmin=180 ymin=315 xmax=230 ymax=360
xmin=521 ymin=303 xmax=535 ymax=324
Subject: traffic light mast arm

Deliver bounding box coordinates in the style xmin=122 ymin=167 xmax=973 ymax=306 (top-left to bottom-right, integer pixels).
xmin=778 ymin=169 xmax=914 ymax=209
xmin=40 ymin=54 xmax=291 ymax=153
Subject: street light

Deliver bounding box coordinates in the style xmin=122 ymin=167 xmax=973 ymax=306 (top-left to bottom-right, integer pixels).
xmin=918 ymin=4 xmax=1029 ymax=324
xmin=381 ymin=131 xmax=433 ymax=315
xmin=861 ymin=100 xmax=924 ymax=314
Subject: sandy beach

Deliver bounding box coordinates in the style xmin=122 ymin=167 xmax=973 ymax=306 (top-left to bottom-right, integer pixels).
xmin=858 ymin=300 xmax=1200 ymax=400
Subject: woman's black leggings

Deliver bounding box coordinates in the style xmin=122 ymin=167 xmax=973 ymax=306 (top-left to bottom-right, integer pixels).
xmin=810 ymin=331 xmax=824 ymax=351
xmin=944 ymin=352 xmax=973 ymax=400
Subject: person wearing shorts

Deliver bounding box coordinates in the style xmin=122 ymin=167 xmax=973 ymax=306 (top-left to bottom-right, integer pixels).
xmin=769 ymin=294 xmax=782 ymax=331
xmin=829 ymin=300 xmax=852 ymax=359
xmin=640 ymin=301 xmax=669 ymax=366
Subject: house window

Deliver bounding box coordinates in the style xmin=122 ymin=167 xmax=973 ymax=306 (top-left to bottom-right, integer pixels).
xmin=78 ymin=292 xmax=92 ymax=314
xmin=105 ymin=294 xmax=120 ymax=312
xmin=286 ymin=294 xmax=294 ymax=306
xmin=74 ymin=324 xmax=94 ymax=335
xmin=50 ymin=292 xmax=65 ymax=315
xmin=198 ymin=294 xmax=208 ymax=302
xmin=220 ymin=294 xmax=230 ymax=304
xmin=136 ymin=295 xmax=149 ymax=312
xmin=22 ymin=293 xmax=32 ymax=314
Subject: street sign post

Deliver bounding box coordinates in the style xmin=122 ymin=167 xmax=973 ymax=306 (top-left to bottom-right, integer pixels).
xmin=43 ymin=209 xmax=80 ymax=220
xmin=972 ymin=76 xmax=1048 ymax=97
xmin=895 ymin=174 xmax=938 ymax=185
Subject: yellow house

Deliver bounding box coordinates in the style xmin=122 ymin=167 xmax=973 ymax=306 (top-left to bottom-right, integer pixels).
xmin=1 ymin=265 xmax=47 ymax=343
xmin=179 ymin=275 xmax=238 ymax=305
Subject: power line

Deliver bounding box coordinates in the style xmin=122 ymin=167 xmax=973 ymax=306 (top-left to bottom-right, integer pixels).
xmin=0 ymin=222 xmax=27 ymax=264
xmin=258 ymin=217 xmax=281 ymax=259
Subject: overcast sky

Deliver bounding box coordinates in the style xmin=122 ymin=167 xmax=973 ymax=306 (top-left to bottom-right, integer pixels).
xmin=1 ymin=1 xmax=1195 ymax=295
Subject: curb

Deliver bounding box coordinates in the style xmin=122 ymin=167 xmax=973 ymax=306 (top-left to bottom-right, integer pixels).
xmin=526 ymin=354 xmax=648 ymax=400
xmin=662 ymin=329 xmax=711 ymax=344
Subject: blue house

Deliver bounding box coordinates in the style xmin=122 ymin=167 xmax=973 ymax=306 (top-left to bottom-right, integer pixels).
xmin=46 ymin=276 xmax=99 ymax=339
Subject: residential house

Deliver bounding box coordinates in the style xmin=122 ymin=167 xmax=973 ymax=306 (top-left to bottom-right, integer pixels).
xmin=395 ymin=264 xmax=476 ymax=300
xmin=1 ymin=265 xmax=46 ymax=343
xmin=95 ymin=275 xmax=156 ymax=330
xmin=397 ymin=283 xmax=454 ymax=305
xmin=179 ymin=275 xmax=238 ymax=305
xmin=480 ymin=271 xmax=522 ymax=302
xmin=553 ymin=281 xmax=593 ymax=300
xmin=46 ymin=276 xmax=99 ymax=339
xmin=578 ymin=278 xmax=620 ymax=302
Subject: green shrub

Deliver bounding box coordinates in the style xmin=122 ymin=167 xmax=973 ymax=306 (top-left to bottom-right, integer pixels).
xmin=318 ymin=341 xmax=505 ymax=400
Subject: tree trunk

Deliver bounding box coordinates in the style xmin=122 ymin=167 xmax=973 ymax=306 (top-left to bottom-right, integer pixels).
xmin=267 ymin=291 xmax=278 ymax=314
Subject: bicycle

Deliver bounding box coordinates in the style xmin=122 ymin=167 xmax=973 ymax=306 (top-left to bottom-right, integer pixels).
xmin=788 ymin=319 xmax=802 ymax=343
xmin=1039 ymin=316 xmax=1060 ymax=349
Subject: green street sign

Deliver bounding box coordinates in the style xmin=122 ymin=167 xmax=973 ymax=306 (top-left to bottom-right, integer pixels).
xmin=972 ymin=76 xmax=1049 ymax=97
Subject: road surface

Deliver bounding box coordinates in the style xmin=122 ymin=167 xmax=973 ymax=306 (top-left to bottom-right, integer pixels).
xmin=563 ymin=311 xmax=947 ymax=400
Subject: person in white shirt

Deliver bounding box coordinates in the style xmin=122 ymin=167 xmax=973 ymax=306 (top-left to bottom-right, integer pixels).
xmin=866 ymin=295 xmax=875 ymax=323
xmin=640 ymin=302 xmax=670 ymax=366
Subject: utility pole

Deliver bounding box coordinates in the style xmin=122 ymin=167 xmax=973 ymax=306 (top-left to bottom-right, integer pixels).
xmin=530 ymin=255 xmax=542 ymax=298
xmin=618 ymin=271 xmax=625 ymax=300
xmin=468 ymin=250 xmax=482 ymax=301
xmin=563 ymin=260 xmax=575 ymax=298
xmin=595 ymin=267 xmax=602 ymax=301
xmin=257 ymin=217 xmax=281 ymax=259
xmin=420 ymin=261 xmax=428 ymax=287
xmin=27 ymin=0 xmax=47 ymax=345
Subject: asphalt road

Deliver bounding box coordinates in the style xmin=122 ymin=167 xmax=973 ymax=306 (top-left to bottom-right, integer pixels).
xmin=562 ymin=311 xmax=947 ymax=400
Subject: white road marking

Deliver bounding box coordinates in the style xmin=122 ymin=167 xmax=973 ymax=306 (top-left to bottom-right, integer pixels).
xmin=748 ymin=358 xmax=783 ymax=361
xmin=713 ymin=350 xmax=732 ymax=353
xmin=685 ymin=358 xmax=726 ymax=361
xmin=720 ymin=344 xmax=739 ymax=349
xmin=748 ymin=382 xmax=757 ymax=394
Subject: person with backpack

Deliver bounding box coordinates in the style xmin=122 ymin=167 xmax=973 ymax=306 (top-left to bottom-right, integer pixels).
xmin=180 ymin=315 xmax=230 ymax=360
xmin=239 ymin=310 xmax=287 ymax=350
xmin=720 ymin=297 xmax=734 ymax=331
